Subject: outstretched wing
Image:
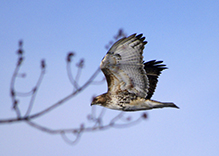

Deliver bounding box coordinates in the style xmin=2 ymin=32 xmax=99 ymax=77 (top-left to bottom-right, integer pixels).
xmin=100 ymin=34 xmax=148 ymax=98
xmin=144 ymin=60 xmax=167 ymax=99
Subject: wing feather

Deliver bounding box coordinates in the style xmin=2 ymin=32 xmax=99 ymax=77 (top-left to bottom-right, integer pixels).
xmin=101 ymin=34 xmax=148 ymax=98
xmin=144 ymin=60 xmax=167 ymax=99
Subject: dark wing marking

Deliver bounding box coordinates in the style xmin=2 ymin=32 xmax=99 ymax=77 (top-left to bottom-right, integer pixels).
xmin=144 ymin=60 xmax=167 ymax=99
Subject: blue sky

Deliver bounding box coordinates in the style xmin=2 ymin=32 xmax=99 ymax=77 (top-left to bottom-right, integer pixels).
xmin=1 ymin=0 xmax=219 ymax=155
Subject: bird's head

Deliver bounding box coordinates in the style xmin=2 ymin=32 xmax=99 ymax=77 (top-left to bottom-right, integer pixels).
xmin=91 ymin=94 xmax=107 ymax=106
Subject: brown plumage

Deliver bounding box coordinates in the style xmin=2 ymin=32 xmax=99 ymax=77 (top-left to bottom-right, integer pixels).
xmin=91 ymin=33 xmax=179 ymax=111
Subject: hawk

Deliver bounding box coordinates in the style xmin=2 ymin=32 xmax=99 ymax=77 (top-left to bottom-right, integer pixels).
xmin=91 ymin=33 xmax=179 ymax=111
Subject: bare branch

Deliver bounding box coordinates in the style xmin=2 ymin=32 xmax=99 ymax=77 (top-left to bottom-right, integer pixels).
xmin=1 ymin=29 xmax=148 ymax=145
xmin=66 ymin=52 xmax=79 ymax=89
xmin=10 ymin=42 xmax=24 ymax=117
xmin=90 ymin=77 xmax=106 ymax=85
xmin=27 ymin=67 xmax=101 ymax=120
xmin=75 ymin=59 xmax=84 ymax=83
xmin=24 ymin=106 xmax=147 ymax=145
xmin=0 ymin=67 xmax=101 ymax=124
xmin=24 ymin=66 xmax=46 ymax=116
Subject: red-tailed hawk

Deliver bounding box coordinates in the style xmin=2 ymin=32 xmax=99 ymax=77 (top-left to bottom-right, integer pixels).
xmin=91 ymin=34 xmax=179 ymax=111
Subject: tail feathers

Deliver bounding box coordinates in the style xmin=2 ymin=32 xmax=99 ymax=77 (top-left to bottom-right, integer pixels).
xmin=147 ymin=99 xmax=179 ymax=109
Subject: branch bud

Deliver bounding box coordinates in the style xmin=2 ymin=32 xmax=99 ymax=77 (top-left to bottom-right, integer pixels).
xmin=41 ymin=59 xmax=46 ymax=69
xmin=17 ymin=40 xmax=23 ymax=55
xmin=17 ymin=57 xmax=24 ymax=66
xmin=142 ymin=113 xmax=148 ymax=119
xmin=77 ymin=59 xmax=84 ymax=68
xmin=67 ymin=52 xmax=75 ymax=62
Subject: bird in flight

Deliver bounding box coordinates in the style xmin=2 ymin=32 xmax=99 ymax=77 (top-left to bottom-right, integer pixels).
xmin=91 ymin=33 xmax=179 ymax=111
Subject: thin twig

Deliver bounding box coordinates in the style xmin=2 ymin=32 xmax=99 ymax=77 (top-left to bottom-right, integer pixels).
xmin=24 ymin=68 xmax=46 ymax=116
xmin=10 ymin=57 xmax=23 ymax=118
xmin=66 ymin=61 xmax=79 ymax=89
xmin=24 ymin=110 xmax=146 ymax=145
xmin=61 ymin=132 xmax=82 ymax=145
xmin=75 ymin=59 xmax=84 ymax=85
xmin=0 ymin=67 xmax=101 ymax=124
xmin=91 ymin=77 xmax=106 ymax=85
xmin=75 ymin=66 xmax=82 ymax=85
xmin=16 ymin=90 xmax=35 ymax=96
xmin=28 ymin=67 xmax=101 ymax=119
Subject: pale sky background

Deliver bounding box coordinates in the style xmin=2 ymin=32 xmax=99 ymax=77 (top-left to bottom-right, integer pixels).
xmin=1 ymin=0 xmax=219 ymax=156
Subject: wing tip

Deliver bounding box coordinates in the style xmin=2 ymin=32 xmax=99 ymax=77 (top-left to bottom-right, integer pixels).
xmin=144 ymin=60 xmax=168 ymax=71
xmin=135 ymin=33 xmax=148 ymax=45
xmin=136 ymin=33 xmax=143 ymax=38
